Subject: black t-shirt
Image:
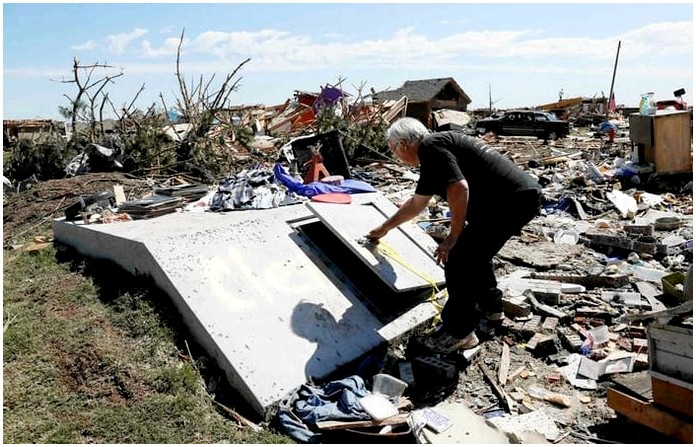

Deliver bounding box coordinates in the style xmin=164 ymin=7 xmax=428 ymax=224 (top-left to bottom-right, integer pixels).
xmin=415 ymin=132 xmax=540 ymax=217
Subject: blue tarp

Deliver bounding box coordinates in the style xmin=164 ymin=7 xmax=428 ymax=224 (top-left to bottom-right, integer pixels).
xmin=273 ymin=163 xmax=376 ymax=197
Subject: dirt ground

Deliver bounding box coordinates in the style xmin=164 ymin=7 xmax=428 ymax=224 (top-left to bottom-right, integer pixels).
xmin=3 ymin=173 xmax=155 ymax=245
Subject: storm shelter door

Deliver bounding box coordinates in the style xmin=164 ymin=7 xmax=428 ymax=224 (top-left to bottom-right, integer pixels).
xmin=306 ymin=201 xmax=445 ymax=293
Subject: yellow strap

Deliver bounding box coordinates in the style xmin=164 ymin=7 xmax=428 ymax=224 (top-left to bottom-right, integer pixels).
xmin=374 ymin=241 xmax=445 ymax=323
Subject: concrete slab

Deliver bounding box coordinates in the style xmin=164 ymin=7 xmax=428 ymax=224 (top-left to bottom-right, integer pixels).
xmin=487 ymin=408 xmax=561 ymax=442
xmin=52 ymin=192 xmax=439 ymax=418
xmin=307 ymin=200 xmax=445 ymax=292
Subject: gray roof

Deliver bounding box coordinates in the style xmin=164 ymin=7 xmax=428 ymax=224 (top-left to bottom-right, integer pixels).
xmin=373 ymin=77 xmax=471 ymax=104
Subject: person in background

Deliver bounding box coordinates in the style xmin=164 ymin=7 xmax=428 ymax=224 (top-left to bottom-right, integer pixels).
xmin=599 ymin=120 xmax=617 ymax=145
xmin=366 ymin=117 xmax=542 ymax=354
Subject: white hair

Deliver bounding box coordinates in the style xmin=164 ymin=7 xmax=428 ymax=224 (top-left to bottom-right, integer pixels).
xmin=386 ymin=117 xmax=430 ymax=143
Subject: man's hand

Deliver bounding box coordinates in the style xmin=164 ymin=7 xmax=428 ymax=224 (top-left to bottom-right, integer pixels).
xmin=366 ymin=225 xmax=388 ymax=242
xmin=434 ymin=235 xmax=457 ymax=265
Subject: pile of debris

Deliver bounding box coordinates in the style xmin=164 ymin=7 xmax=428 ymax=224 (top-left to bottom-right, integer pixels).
xmin=264 ymin=131 xmax=691 ymax=443
xmin=272 ymin=138 xmax=690 ymax=443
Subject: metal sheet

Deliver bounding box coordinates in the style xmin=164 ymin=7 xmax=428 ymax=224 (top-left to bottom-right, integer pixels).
xmin=307 ymin=201 xmax=445 ymax=292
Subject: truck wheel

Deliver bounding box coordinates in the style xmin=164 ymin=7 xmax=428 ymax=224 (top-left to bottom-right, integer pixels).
xmin=546 ymin=131 xmax=558 ymax=140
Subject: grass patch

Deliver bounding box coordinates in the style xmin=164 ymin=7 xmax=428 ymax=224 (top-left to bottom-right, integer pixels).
xmin=3 ymin=245 xmax=294 ymax=444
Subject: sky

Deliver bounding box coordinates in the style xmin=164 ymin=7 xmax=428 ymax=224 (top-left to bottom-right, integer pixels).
xmin=2 ymin=2 xmax=694 ymax=120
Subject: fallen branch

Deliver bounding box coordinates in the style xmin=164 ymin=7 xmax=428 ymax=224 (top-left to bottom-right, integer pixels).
xmin=4 ymin=314 xmax=17 ymax=333
xmin=477 ymin=360 xmax=513 ymax=413
xmin=8 ymin=196 xmax=68 ymax=243
xmin=213 ymin=400 xmax=262 ymax=432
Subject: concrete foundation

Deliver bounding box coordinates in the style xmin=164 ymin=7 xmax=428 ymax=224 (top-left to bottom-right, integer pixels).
xmin=52 ymin=192 xmax=441 ymax=418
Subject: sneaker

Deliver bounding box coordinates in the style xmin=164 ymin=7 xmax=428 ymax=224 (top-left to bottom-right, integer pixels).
xmin=424 ymin=330 xmax=479 ymax=354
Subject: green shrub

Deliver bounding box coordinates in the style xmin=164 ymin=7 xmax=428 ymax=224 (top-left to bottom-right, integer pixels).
xmin=120 ymin=126 xmax=177 ymax=174
xmin=5 ymin=135 xmax=77 ymax=182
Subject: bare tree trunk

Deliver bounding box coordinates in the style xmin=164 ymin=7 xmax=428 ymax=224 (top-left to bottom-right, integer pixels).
xmin=60 ymin=57 xmax=123 ymax=145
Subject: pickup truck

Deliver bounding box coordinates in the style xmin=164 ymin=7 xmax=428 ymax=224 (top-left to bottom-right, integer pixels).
xmin=475 ymin=110 xmax=570 ymax=140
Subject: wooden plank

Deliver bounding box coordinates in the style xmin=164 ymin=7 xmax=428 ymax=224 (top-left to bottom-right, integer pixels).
xmin=648 ymin=323 xmax=693 ymax=382
xmin=478 ymin=361 xmax=514 ymax=412
xmin=607 ymin=386 xmax=692 ymax=443
xmin=651 ymin=371 xmax=693 ymax=417
xmin=624 ymin=300 xmax=692 ymax=323
xmin=611 ymin=371 xmax=653 ymax=401
xmin=648 ymin=324 xmax=693 ymax=357
xmin=316 ymin=413 xmax=409 ymax=430
xmin=651 ymin=350 xmax=693 ymax=382
xmin=498 ymin=343 xmax=510 ymax=386
xmin=307 ymin=201 xmax=445 ymax=292
xmin=507 ymin=365 xmax=525 ymax=383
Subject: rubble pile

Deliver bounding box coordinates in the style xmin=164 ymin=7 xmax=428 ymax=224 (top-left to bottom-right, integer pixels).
xmin=320 ymin=132 xmax=692 ymax=443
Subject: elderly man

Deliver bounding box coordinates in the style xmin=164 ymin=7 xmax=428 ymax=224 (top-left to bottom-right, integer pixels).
xmin=367 ymin=117 xmax=542 ymax=354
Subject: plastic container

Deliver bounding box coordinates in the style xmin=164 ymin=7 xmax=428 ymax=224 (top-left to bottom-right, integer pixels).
xmin=372 ymin=373 xmax=408 ymax=400
xmin=553 ymin=229 xmax=579 ymax=245
xmin=639 ymin=92 xmax=656 ymax=115
xmin=359 ymin=394 xmax=399 ymax=420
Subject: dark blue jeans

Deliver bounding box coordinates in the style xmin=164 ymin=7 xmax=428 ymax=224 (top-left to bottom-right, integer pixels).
xmin=441 ymin=188 xmax=542 ymax=338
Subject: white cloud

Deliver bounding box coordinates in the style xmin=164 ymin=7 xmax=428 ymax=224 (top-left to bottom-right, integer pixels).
xmin=140 ymin=37 xmax=182 ymax=58
xmin=8 ymin=21 xmax=692 ymax=81
xmin=107 ymin=28 xmax=149 ymax=55
xmin=71 ymin=40 xmax=97 ymax=51
xmin=618 ymin=21 xmax=693 ymax=59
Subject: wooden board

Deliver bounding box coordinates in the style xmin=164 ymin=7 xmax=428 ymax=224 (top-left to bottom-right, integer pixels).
xmin=648 ymin=323 xmax=693 ymax=382
xmin=611 ymin=371 xmax=652 ymax=401
xmin=316 ymin=413 xmax=408 ymax=430
xmin=652 ymin=112 xmax=692 ymax=174
xmin=607 ymin=386 xmax=693 ymax=443
xmin=307 ymin=201 xmax=445 ymax=292
xmin=651 ymin=371 xmax=693 ymax=417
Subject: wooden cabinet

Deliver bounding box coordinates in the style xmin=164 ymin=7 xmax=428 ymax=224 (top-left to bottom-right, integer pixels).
xmin=629 ymin=111 xmax=692 ymax=175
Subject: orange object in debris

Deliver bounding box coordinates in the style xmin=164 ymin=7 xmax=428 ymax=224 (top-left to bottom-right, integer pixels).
xmin=303 ymin=152 xmax=331 ymax=184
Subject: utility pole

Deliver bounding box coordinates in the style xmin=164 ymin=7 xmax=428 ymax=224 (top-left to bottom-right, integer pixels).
xmin=607 ymin=40 xmax=621 ymax=117
xmin=489 ymin=83 xmax=493 ymax=114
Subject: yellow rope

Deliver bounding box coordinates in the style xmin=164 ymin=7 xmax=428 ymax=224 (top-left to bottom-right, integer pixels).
xmin=374 ymin=240 xmax=445 ymax=325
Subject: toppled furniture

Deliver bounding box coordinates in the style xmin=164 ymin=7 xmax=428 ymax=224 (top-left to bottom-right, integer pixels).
xmin=607 ymin=303 xmax=693 ymax=443
xmin=629 ymin=111 xmax=692 ymax=175
xmin=647 ymin=322 xmax=693 ymax=418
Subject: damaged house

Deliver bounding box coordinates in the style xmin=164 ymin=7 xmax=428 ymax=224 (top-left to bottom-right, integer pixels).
xmin=372 ymin=77 xmax=472 ymax=130
xmin=3 ymin=119 xmax=66 ymax=145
